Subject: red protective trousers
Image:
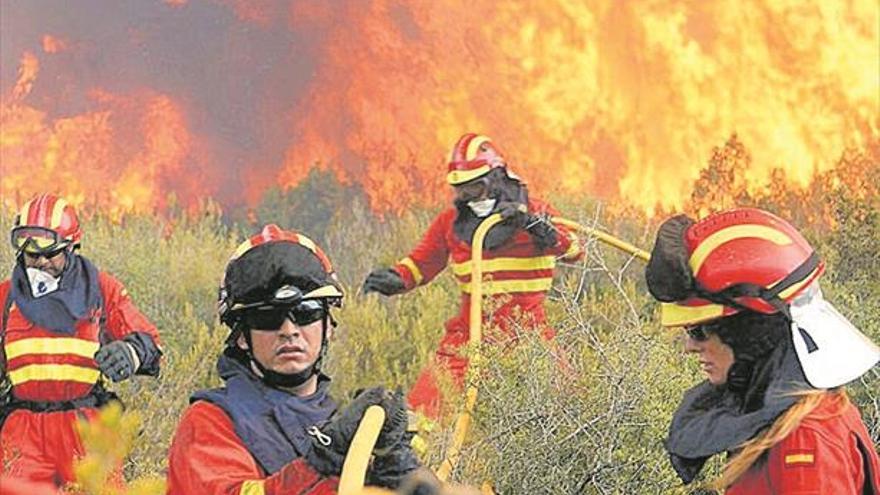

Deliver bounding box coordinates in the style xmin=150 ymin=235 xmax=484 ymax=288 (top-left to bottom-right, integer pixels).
xmin=166 ymin=401 xmax=339 ymax=495
xmin=0 ymin=272 xmax=161 ymax=488
xmin=393 ymin=199 xmax=582 ymax=418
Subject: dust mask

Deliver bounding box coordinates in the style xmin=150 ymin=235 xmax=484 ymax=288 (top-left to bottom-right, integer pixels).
xmin=27 ymin=267 xmax=60 ymax=298
xmin=468 ymin=198 xmax=496 ymax=218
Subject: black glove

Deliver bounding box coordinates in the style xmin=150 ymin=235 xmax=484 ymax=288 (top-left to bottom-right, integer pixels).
xmin=523 ymin=213 xmax=558 ymax=250
xmin=362 ymin=268 xmax=406 ymax=296
xmin=366 ymin=432 xmax=423 ymax=489
xmin=305 ymin=387 xmax=408 ymax=476
xmin=495 ymin=201 xmax=528 ymax=224
xmin=94 ymin=340 xmax=138 ymax=382
xmin=395 ymin=468 xmax=444 ymax=495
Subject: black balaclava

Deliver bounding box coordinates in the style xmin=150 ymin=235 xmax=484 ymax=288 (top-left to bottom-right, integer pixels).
xmin=665 ymin=310 xmax=809 ymax=484
xmin=228 ymin=300 xmax=334 ymax=389
xmin=711 ymin=311 xmax=790 ymax=398
xmin=10 ymin=248 xmax=101 ymax=334
xmin=453 ymin=168 xmax=528 ymax=248
xmin=221 ymin=240 xmax=342 ymax=389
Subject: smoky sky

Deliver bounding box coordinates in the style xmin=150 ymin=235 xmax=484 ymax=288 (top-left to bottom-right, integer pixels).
xmin=1 ymin=0 xmax=323 ymax=205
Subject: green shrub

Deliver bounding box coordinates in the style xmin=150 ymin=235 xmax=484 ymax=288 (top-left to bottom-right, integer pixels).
xmin=0 ymin=142 xmax=876 ymax=492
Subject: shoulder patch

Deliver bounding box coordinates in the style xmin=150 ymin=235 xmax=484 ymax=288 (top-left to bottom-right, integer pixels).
xmin=784 ymin=450 xmax=815 ymax=468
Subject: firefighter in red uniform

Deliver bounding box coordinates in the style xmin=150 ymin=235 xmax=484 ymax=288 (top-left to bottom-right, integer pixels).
xmin=363 ymin=133 xmax=583 ymax=417
xmin=0 ymin=193 xmax=162 ymax=487
xmin=645 ymin=207 xmax=880 ymax=493
xmin=166 ymin=224 xmax=421 ymax=494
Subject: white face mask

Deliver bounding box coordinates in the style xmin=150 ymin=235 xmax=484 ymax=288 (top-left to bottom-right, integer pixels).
xmin=468 ymin=198 xmax=497 ymax=218
xmin=27 ymin=268 xmax=60 ymax=298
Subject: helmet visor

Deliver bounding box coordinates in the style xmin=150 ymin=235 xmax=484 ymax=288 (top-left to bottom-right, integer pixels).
xmin=11 ymin=226 xmax=68 ymax=254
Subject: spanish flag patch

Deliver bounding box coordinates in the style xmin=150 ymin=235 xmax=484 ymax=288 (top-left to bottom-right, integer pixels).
xmin=784 ymin=450 xmax=815 ymax=467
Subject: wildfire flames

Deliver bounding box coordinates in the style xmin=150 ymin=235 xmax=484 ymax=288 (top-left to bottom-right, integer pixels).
xmin=1 ymin=1 xmax=877 ymax=216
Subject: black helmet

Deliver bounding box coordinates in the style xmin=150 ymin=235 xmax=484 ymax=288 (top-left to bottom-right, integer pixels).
xmin=219 ymin=224 xmax=342 ymax=327
xmin=218 ymin=224 xmax=343 ymax=387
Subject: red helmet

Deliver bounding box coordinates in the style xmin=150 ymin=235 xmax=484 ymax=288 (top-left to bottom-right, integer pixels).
xmin=446 ymin=133 xmax=507 ymax=185
xmin=218 ymin=224 xmax=343 ymax=326
xmin=11 ymin=194 xmax=83 ymax=254
xmin=647 ymin=208 xmax=824 ymax=327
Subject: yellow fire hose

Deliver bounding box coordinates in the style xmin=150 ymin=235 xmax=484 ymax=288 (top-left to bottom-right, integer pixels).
xmin=435 ymin=214 xmax=651 ymax=486
xmin=338 ymin=405 xmax=387 ymax=494
xmin=435 ymin=213 xmax=504 ymax=482
xmin=339 ymin=215 xmax=650 ymax=494
xmin=552 ymin=217 xmax=651 ymax=261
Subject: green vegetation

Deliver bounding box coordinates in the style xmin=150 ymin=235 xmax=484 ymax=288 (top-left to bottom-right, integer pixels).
xmin=1 ymin=138 xmax=876 ymax=494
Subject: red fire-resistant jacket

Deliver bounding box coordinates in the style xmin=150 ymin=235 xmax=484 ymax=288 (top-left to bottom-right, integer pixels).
xmin=728 ymin=395 xmax=880 ymax=494
xmin=393 ymin=198 xmax=582 ymax=345
xmin=0 ymin=273 xmax=160 ymax=402
xmin=0 ymin=271 xmax=161 ymax=486
xmin=166 ymin=401 xmax=339 ymax=495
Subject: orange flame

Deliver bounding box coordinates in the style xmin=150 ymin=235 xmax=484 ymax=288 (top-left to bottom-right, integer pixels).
xmin=2 ymin=1 xmax=877 ymax=217
xmin=1 ymin=53 xmax=215 ymax=217
xmin=280 ymin=0 xmax=878 ymax=214
xmin=11 ymin=51 xmax=39 ymax=101
xmin=41 ymin=35 xmax=67 ymax=54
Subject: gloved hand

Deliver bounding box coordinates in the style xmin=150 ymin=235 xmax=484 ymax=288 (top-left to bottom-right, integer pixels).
xmin=94 ymin=341 xmax=140 ymax=382
xmin=366 ymin=432 xmax=423 ymax=489
xmin=495 ymin=201 xmax=528 ymax=225
xmin=395 ymin=468 xmax=444 ymax=495
xmin=362 ymin=268 xmax=406 ymax=296
xmin=523 ymin=213 xmax=558 ymax=250
xmin=305 ymin=387 xmax=408 ymax=476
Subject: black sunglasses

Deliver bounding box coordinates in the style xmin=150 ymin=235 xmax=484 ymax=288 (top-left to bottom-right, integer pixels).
xmin=685 ymin=325 xmax=710 ymax=341
xmin=685 ymin=320 xmax=725 ymax=342
xmin=240 ymin=299 xmax=327 ymax=330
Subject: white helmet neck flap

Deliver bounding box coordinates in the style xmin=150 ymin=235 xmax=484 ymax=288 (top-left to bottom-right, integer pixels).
xmin=790 ymin=282 xmax=880 ymax=389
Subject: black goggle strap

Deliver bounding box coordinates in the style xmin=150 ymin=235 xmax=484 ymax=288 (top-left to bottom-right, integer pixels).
xmin=694 ymin=251 xmax=821 ymax=352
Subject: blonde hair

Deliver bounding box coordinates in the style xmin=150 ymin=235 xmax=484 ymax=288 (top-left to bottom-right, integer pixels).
xmin=714 ymin=388 xmax=849 ymax=490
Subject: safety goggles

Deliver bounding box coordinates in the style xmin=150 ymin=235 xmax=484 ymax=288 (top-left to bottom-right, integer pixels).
xmin=454 ymin=177 xmax=489 ymax=203
xmin=239 ymin=299 xmax=327 ymax=330
xmin=11 ymin=226 xmax=70 ymax=254
xmin=23 ymin=247 xmax=67 ymax=261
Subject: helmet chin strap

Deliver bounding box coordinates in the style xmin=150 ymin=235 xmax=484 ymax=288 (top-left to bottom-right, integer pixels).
xmin=244 ymin=302 xmax=331 ymax=389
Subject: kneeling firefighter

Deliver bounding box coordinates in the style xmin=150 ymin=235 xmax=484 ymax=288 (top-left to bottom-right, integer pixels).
xmin=166 ymin=224 xmax=421 ymax=494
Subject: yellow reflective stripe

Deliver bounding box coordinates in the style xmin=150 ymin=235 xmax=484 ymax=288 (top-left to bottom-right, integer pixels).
xmin=8 ymin=364 xmax=100 ymax=385
xmin=689 ymin=225 xmax=792 ymax=275
xmin=660 ymin=302 xmax=725 ymax=327
xmin=18 ymin=201 xmax=30 ymax=224
xmin=231 ymin=239 xmax=255 ymax=260
xmin=447 ymin=165 xmax=490 ymax=185
xmin=784 ymin=453 xmax=814 ymax=465
xmin=399 ymin=257 xmax=423 ymax=285
xmin=239 ymin=480 xmax=265 ymax=495
xmin=459 ymin=277 xmax=552 ymax=295
xmin=5 ymin=338 xmax=100 ymax=360
xmin=296 ymin=234 xmax=318 ymax=253
xmin=465 ymin=135 xmax=491 ymax=161
xmin=303 ymin=285 xmax=344 ymax=299
xmin=451 ymin=256 xmax=556 ymax=277
xmin=50 ymin=197 xmax=70 ymax=231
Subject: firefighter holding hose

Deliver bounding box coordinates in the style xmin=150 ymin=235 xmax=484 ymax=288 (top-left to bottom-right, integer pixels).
xmin=363 ymin=133 xmax=583 ymax=418
xmin=167 ymin=225 xmax=422 ymax=494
